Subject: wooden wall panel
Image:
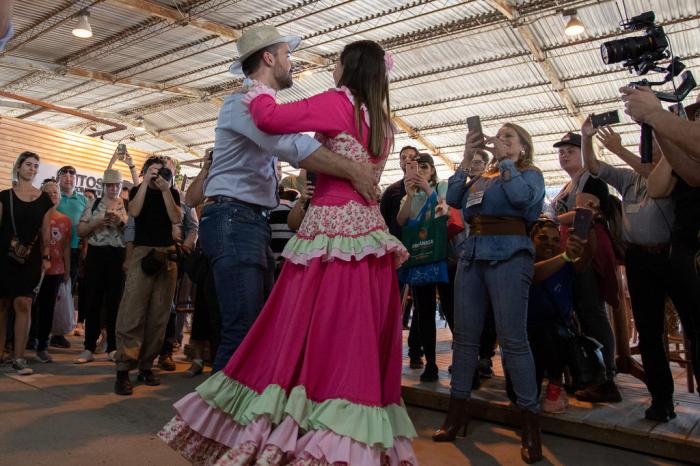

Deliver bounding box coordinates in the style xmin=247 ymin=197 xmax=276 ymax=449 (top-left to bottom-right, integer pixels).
xmin=0 ymin=116 xmax=150 ymax=190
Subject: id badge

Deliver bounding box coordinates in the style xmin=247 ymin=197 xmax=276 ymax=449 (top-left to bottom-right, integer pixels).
xmin=466 ymin=191 xmax=484 ymax=208
xmin=624 ymin=203 xmax=641 ymax=214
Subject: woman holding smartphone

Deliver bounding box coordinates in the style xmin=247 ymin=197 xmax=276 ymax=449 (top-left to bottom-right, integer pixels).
xmin=75 ymin=169 xmax=128 ymax=364
xmin=397 ymin=153 xmax=453 ymax=382
xmin=441 ymin=123 xmax=545 ymax=463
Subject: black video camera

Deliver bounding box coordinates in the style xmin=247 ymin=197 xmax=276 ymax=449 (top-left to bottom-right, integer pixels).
xmin=600 ymin=12 xmax=669 ymax=76
xmin=600 ymin=11 xmax=696 ymax=163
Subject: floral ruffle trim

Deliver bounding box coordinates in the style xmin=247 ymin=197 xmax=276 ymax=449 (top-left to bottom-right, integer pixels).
xmin=282 ymin=231 xmax=408 ymax=268
xmin=194 ymin=372 xmax=416 ymax=449
xmin=159 ymin=412 xmax=417 ymax=466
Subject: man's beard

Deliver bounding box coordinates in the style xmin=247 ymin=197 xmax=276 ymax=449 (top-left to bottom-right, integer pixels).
xmin=275 ymin=67 xmax=293 ymax=90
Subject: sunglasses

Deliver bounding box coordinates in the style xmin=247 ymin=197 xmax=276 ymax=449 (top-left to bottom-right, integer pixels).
xmin=59 ymin=168 xmax=76 ymax=175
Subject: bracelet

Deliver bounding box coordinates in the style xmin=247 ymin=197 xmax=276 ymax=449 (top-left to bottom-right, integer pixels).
xmin=561 ymin=252 xmax=573 ymax=263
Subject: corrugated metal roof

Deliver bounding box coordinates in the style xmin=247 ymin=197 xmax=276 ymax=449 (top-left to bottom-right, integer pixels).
xmin=2 ymin=0 xmax=699 ymax=188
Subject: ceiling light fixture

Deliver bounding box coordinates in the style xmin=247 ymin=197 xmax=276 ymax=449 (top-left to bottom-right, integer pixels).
xmin=72 ymin=10 xmax=93 ymax=39
xmin=134 ymin=116 xmax=146 ymax=132
xmin=563 ymin=10 xmax=585 ymax=36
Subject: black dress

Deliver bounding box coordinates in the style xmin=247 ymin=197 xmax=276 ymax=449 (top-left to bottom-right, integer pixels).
xmin=0 ymin=189 xmax=53 ymax=299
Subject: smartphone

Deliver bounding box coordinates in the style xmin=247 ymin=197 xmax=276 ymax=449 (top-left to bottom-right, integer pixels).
xmin=117 ymin=143 xmax=127 ymax=161
xmin=466 ymin=116 xmax=485 ymax=148
xmin=591 ymin=110 xmax=620 ymax=128
xmin=405 ymin=160 xmax=418 ymax=179
xmin=205 ymin=147 xmax=214 ymax=161
xmin=306 ymin=171 xmax=317 ymax=186
xmin=572 ymin=207 xmax=594 ymax=239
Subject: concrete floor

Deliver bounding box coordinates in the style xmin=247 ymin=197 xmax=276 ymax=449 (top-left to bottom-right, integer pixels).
xmin=0 ymin=345 xmax=681 ymax=466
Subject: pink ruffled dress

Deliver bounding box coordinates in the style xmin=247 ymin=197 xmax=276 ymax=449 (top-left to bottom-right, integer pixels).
xmin=159 ymin=85 xmax=417 ymax=466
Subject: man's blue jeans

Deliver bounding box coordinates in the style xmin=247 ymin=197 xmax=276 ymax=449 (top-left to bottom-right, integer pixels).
xmin=451 ymin=251 xmax=539 ymax=412
xmin=199 ymin=201 xmax=274 ymax=372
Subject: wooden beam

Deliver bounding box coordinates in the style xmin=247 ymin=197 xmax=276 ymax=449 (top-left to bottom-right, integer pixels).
xmin=0 ymin=56 xmax=204 ymax=99
xmin=107 ymin=0 xmax=331 ymax=66
xmin=392 ymin=115 xmax=455 ymax=170
xmin=483 ymin=0 xmax=583 ymax=124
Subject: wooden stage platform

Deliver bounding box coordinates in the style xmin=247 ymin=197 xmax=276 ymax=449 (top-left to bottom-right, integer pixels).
xmin=401 ymin=329 xmax=700 ymax=464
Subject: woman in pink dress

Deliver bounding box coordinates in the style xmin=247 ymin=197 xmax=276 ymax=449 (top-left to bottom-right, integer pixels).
xmin=160 ymin=40 xmax=418 ymax=466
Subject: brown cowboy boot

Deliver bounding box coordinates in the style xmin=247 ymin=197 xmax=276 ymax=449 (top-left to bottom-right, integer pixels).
xmin=432 ymin=396 xmax=469 ymax=442
xmin=520 ymin=409 xmax=543 ymax=463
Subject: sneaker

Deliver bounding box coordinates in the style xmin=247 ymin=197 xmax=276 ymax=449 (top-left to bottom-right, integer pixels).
xmin=542 ymin=384 xmax=568 ymax=413
xmin=478 ymin=358 xmax=494 ymax=378
xmin=35 ymin=350 xmax=53 ymax=363
xmin=183 ymin=359 xmax=204 ymax=378
xmin=108 ymin=350 xmax=117 ymax=362
xmin=575 ymin=380 xmax=622 ymax=403
xmin=645 ymin=400 xmax=677 ymax=422
xmin=74 ymin=350 xmax=94 ymax=364
xmin=50 ymin=335 xmax=71 ymax=349
xmin=12 ymin=358 xmax=33 ymax=375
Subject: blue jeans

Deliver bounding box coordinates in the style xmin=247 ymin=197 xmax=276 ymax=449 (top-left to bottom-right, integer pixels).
xmin=199 ymin=201 xmax=275 ymax=372
xmin=451 ymin=251 xmax=539 ymax=412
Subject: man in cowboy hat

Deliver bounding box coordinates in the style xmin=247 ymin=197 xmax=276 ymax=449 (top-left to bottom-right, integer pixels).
xmin=201 ymin=25 xmax=379 ymax=372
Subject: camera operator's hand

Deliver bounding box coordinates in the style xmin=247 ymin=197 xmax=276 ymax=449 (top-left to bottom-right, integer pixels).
xmin=596 ymin=126 xmax=624 ymax=153
xmin=620 ymin=86 xmax=663 ymax=123
xmin=581 ymin=115 xmax=598 ymax=138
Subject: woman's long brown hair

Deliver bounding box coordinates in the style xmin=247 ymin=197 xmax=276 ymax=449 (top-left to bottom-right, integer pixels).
xmin=486 ymin=123 xmax=540 ymax=173
xmin=337 ymin=40 xmax=393 ymax=158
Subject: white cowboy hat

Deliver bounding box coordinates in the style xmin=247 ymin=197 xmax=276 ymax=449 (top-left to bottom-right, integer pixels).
xmin=229 ymin=25 xmax=301 ymax=75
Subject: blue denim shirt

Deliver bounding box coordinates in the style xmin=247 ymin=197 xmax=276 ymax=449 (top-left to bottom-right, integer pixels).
xmin=0 ymin=22 xmax=14 ymax=52
xmin=204 ymin=93 xmax=321 ymax=209
xmin=446 ymin=159 xmax=545 ymax=261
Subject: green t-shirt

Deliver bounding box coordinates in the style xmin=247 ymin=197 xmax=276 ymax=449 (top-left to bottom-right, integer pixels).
xmin=57 ymin=190 xmax=88 ymax=249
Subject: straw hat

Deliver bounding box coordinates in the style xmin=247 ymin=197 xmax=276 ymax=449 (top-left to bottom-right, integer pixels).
xmin=102 ymin=169 xmax=122 ymax=184
xmin=229 ymin=25 xmax=301 ymax=75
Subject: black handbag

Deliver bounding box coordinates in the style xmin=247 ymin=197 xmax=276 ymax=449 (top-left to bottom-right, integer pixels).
xmin=566 ymin=319 xmax=607 ymax=390
xmin=141 ymin=248 xmax=166 ymax=275
xmin=7 ymin=190 xmax=38 ymax=265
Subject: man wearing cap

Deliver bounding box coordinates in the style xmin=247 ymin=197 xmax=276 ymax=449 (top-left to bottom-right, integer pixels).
xmin=0 ymin=0 xmax=14 ymax=52
xmin=551 ymin=132 xmax=622 ymax=403
xmin=202 ymin=25 xmax=379 ymax=372
xmin=51 ymin=165 xmax=88 ymax=348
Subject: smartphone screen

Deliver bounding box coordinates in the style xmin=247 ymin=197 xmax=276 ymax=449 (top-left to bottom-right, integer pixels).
xmin=572 ymin=207 xmax=594 ymax=239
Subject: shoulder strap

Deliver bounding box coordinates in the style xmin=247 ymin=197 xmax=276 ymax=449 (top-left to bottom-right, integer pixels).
xmin=91 ymin=197 xmax=102 ymax=213
xmin=9 ymin=189 xmax=18 ymax=236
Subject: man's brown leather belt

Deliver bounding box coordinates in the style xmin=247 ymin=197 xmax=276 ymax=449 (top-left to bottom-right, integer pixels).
xmin=468 ymin=216 xmax=527 ymax=236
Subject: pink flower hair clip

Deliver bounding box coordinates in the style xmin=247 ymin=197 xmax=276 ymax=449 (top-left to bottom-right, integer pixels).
xmin=384 ymin=52 xmax=394 ymax=75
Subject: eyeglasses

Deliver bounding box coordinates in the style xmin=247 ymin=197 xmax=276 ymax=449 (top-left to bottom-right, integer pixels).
xmin=59 ymin=168 xmax=76 ymax=175
xmin=471 ymin=160 xmax=486 ymax=165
